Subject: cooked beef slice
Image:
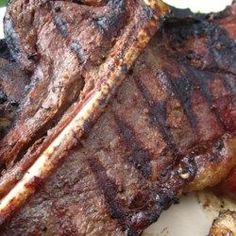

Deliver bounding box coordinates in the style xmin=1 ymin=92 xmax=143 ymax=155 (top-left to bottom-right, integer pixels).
xmin=1 ymin=4 xmax=236 ymax=235
xmin=0 ymin=0 xmax=166 ymax=167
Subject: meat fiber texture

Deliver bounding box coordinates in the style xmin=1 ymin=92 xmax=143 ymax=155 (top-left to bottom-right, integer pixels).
xmin=0 ymin=41 xmax=30 ymax=139
xmin=0 ymin=1 xmax=236 ymax=235
xmin=1 ymin=0 xmax=167 ymax=167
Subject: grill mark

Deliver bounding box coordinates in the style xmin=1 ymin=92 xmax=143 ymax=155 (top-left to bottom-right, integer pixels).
xmin=53 ymin=14 xmax=69 ymax=37
xmin=206 ymin=22 xmax=236 ymax=75
xmin=166 ymin=73 xmax=198 ymax=130
xmin=95 ymin=0 xmax=125 ymax=36
xmin=223 ymin=75 xmax=236 ymax=95
xmin=71 ymin=0 xmax=108 ymax=6
xmin=128 ymin=156 xmax=197 ymax=234
xmin=113 ymin=115 xmax=152 ymax=178
xmin=134 ymin=77 xmax=179 ymax=156
xmin=189 ymin=67 xmax=227 ymax=130
xmin=70 ymin=40 xmax=86 ymax=64
xmin=87 ymin=157 xmax=137 ymax=234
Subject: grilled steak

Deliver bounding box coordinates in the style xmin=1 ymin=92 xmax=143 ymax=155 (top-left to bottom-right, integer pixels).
xmin=0 ymin=1 xmax=236 ymax=235
xmin=1 ymin=0 xmax=168 ymax=168
xmin=0 ymin=0 xmax=170 ymax=234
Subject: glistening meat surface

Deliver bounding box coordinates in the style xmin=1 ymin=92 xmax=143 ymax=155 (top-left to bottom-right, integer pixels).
xmin=0 ymin=3 xmax=236 ymax=235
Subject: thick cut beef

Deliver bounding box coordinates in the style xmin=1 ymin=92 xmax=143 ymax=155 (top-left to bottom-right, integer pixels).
xmin=0 ymin=0 xmax=169 ymax=230
xmin=1 ymin=3 xmax=236 ymax=235
xmin=1 ymin=0 xmax=168 ymax=167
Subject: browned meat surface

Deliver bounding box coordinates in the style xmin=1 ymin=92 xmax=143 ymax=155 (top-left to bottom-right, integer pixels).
xmin=0 ymin=44 xmax=30 ymax=139
xmin=209 ymin=210 xmax=236 ymax=236
xmin=0 ymin=0 xmax=170 ymax=234
xmin=208 ymin=4 xmax=236 ymax=199
xmin=0 ymin=2 xmax=236 ymax=235
xmin=1 ymin=0 xmax=167 ymax=168
xmin=217 ymin=166 xmax=236 ymax=200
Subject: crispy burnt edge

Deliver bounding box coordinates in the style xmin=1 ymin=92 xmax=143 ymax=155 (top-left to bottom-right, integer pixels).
xmin=204 ymin=3 xmax=236 ymax=197
xmin=0 ymin=0 xmax=170 ymax=231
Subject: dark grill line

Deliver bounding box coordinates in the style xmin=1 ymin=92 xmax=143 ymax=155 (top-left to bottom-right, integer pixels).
xmin=166 ymin=73 xmax=198 ymax=130
xmin=134 ymin=76 xmax=179 ymax=156
xmin=95 ymin=0 xmax=125 ymax=35
xmin=70 ymin=40 xmax=86 ymax=64
xmin=189 ymin=67 xmax=227 ymax=131
xmin=52 ymin=15 xmax=69 ymax=38
xmin=87 ymin=157 xmax=137 ymax=234
xmin=223 ymin=75 xmax=236 ymax=95
xmin=113 ymin=114 xmax=152 ymax=179
xmin=207 ymin=22 xmax=236 ymax=77
xmin=52 ymin=10 xmax=86 ymax=63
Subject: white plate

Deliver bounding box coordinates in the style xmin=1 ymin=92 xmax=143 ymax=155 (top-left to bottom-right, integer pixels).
xmin=164 ymin=0 xmax=232 ymax=13
xmin=144 ymin=192 xmax=236 ymax=236
xmin=0 ymin=1 xmax=235 ymax=236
